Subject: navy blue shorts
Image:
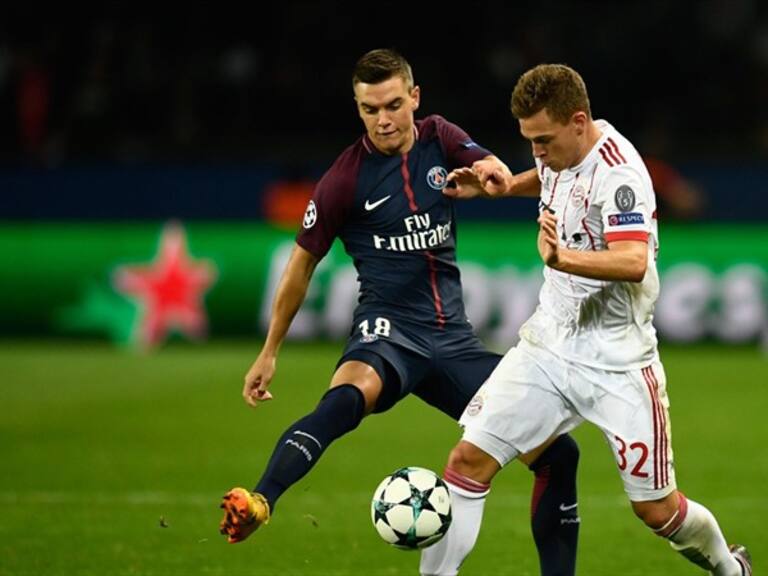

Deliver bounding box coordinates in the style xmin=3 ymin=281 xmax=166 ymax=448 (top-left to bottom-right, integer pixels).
xmin=338 ymin=314 xmax=501 ymax=420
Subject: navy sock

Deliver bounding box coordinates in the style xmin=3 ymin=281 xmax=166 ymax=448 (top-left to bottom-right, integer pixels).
xmin=254 ymin=384 xmax=365 ymax=512
xmin=529 ymin=434 xmax=580 ymax=576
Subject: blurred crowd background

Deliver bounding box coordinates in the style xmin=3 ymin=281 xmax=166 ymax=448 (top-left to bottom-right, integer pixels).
xmin=1 ymin=2 xmax=767 ymax=347
xmin=3 ymin=2 xmax=768 ymax=163
xmin=2 ymin=1 xmax=768 ymax=221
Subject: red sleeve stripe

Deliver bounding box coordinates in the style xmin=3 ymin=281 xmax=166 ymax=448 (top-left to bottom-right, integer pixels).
xmin=602 ymin=142 xmax=623 ymax=166
xmin=599 ymin=140 xmax=628 ymax=167
xmin=607 ymin=137 xmax=627 ymax=164
xmin=605 ymin=231 xmax=649 ymax=243
xmin=599 ymin=146 xmax=614 ymax=167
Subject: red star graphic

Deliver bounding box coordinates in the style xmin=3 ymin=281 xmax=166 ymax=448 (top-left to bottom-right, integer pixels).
xmin=113 ymin=222 xmax=217 ymax=347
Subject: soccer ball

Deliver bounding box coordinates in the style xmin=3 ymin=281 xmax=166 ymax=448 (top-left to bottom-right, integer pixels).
xmin=370 ymin=466 xmax=452 ymax=550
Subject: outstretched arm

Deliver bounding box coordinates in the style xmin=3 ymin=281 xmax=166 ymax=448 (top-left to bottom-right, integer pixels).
xmin=243 ymin=244 xmax=319 ymax=407
xmin=444 ymin=158 xmax=541 ymax=199
xmin=503 ymin=167 xmax=541 ymax=198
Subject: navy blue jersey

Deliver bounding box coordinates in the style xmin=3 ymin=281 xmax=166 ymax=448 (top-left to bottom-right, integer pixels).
xmin=297 ymin=115 xmax=491 ymax=328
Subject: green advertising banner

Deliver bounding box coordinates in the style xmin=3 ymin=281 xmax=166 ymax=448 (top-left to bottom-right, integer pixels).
xmin=0 ymin=222 xmax=765 ymax=347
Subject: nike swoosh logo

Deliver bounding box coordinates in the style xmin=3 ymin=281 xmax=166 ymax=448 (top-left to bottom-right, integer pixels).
xmin=364 ymin=195 xmax=392 ymax=211
xmin=559 ymin=502 xmax=578 ymax=511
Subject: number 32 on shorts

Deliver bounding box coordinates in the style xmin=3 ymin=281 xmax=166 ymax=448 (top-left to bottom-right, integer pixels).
xmin=614 ymin=435 xmax=650 ymax=478
xmin=359 ymin=317 xmax=391 ymax=338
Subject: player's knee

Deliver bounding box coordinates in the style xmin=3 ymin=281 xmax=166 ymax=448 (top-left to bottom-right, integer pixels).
xmin=446 ymin=441 xmax=477 ymax=471
xmin=551 ymin=433 xmax=580 ymax=469
xmin=445 ymin=441 xmax=496 ymax=482
xmin=525 ymin=433 xmax=580 ymax=476
xmin=631 ymin=495 xmax=678 ymax=530
xmin=317 ymin=384 xmax=366 ymax=434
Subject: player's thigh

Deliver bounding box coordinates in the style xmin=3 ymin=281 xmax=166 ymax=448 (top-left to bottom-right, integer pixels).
xmin=415 ymin=333 xmax=501 ymax=420
xmin=460 ymin=343 xmax=580 ymax=467
xmin=585 ymin=360 xmax=676 ymax=501
xmin=338 ymin=338 xmax=430 ymax=414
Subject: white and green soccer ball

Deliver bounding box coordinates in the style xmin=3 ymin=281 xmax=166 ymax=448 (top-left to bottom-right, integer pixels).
xmin=370 ymin=466 xmax=452 ymax=550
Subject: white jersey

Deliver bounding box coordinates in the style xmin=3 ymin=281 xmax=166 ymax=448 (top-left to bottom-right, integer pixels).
xmin=520 ymin=120 xmax=659 ymax=370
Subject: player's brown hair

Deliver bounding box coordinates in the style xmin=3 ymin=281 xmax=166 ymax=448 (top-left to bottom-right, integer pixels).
xmin=510 ymin=64 xmax=591 ymax=124
xmin=352 ymin=49 xmax=414 ymax=90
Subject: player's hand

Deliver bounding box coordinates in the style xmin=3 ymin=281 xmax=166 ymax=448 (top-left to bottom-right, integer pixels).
xmin=471 ymin=157 xmax=513 ymax=197
xmin=443 ymin=167 xmax=486 ymax=199
xmin=242 ymin=353 xmax=276 ymax=407
xmin=537 ymin=210 xmax=561 ymax=267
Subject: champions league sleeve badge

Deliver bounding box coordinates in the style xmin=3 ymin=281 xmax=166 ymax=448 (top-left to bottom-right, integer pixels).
xmin=303 ymin=200 xmax=318 ymax=229
xmin=614 ymin=185 xmax=636 ymax=212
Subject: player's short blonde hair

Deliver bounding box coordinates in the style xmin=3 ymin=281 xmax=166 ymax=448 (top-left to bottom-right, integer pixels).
xmin=352 ymin=49 xmax=414 ymax=91
xmin=510 ymin=64 xmax=591 ymax=124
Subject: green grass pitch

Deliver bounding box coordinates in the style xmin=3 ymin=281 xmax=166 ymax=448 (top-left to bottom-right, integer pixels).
xmin=1 ymin=341 xmax=766 ymax=575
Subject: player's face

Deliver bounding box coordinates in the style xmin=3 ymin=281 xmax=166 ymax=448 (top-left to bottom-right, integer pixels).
xmin=354 ymin=75 xmax=420 ymax=156
xmin=519 ymin=108 xmax=586 ymax=172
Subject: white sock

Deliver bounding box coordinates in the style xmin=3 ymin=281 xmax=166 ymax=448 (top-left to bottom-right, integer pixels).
xmin=661 ymin=494 xmax=742 ymax=576
xmin=420 ymin=469 xmax=490 ymax=576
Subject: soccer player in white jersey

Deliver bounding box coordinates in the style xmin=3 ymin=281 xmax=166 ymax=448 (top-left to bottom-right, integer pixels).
xmin=420 ymin=64 xmax=751 ymax=576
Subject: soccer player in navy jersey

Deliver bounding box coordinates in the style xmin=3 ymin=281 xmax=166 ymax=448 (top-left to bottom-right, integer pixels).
xmin=219 ymin=49 xmax=580 ymax=576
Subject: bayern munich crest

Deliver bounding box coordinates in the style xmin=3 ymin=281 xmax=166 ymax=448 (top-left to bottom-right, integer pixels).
xmin=571 ymin=184 xmax=586 ymax=206
xmin=466 ymin=393 xmax=484 ymax=416
xmin=303 ymin=200 xmax=317 ymax=229
xmin=427 ymin=166 xmax=448 ymax=190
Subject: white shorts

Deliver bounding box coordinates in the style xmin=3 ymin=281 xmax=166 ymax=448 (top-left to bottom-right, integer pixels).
xmin=460 ymin=340 xmax=676 ymax=501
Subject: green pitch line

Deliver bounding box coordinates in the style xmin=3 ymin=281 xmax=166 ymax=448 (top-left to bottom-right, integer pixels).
xmin=0 ymin=341 xmax=765 ymax=575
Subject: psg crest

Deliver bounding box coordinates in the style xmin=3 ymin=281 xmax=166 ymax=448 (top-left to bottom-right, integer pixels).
xmin=427 ymin=166 xmax=448 ymax=190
